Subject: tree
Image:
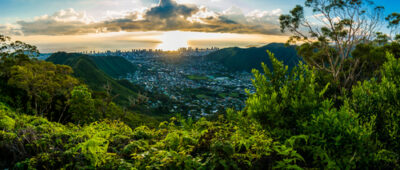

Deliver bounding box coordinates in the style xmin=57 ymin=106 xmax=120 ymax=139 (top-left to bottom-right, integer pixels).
xmin=100 ymin=81 xmax=120 ymax=118
xmin=0 ymin=35 xmax=39 ymax=59
xmin=0 ymin=35 xmax=39 ymax=79
xmin=8 ymin=61 xmax=79 ymax=117
xmin=374 ymin=32 xmax=390 ymax=46
xmin=350 ymin=43 xmax=386 ymax=80
xmin=68 ymin=85 xmax=96 ymax=124
xmin=386 ymin=13 xmax=400 ymax=37
xmin=280 ymin=0 xmax=385 ymax=91
xmin=0 ymin=35 xmax=41 ymax=110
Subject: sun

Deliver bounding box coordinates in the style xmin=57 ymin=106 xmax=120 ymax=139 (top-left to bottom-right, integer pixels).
xmin=156 ymin=31 xmax=242 ymax=51
xmin=157 ymin=31 xmax=191 ymax=51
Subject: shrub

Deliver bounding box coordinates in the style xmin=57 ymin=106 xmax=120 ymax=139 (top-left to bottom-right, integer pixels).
xmin=246 ymin=51 xmax=329 ymax=135
xmin=351 ymin=53 xmax=400 ymax=163
xmin=299 ymin=101 xmax=376 ymax=169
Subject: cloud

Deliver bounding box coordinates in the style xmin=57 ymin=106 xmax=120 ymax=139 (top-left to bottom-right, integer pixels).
xmin=15 ymin=0 xmax=283 ymax=36
xmin=17 ymin=8 xmax=98 ymax=35
xmin=0 ymin=24 xmax=23 ymax=36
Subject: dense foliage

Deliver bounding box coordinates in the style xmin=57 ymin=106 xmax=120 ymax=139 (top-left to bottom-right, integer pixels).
xmin=1 ymin=48 xmax=399 ymax=169
xmin=351 ymin=53 xmax=400 ymax=156
xmin=0 ymin=103 xmax=303 ymax=169
xmin=246 ymin=51 xmax=399 ymax=169
xmin=246 ymin=51 xmax=329 ymax=135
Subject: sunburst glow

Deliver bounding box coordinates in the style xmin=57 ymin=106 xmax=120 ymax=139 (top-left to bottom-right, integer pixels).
xmin=156 ymin=31 xmax=288 ymax=51
xmin=157 ymin=31 xmax=191 ymax=51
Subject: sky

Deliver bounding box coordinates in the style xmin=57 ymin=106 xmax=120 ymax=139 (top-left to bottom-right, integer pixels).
xmin=0 ymin=0 xmax=399 ymax=52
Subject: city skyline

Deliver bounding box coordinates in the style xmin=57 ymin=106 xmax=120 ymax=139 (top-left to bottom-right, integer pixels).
xmin=1 ymin=0 xmax=399 ymax=52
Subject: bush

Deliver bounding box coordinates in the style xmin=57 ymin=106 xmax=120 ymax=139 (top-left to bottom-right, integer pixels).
xmin=245 ymin=51 xmax=399 ymax=168
xmin=298 ymin=101 xmax=376 ymax=168
xmin=351 ymin=53 xmax=400 ymax=162
xmin=0 ymin=113 xmax=15 ymax=131
xmin=246 ymin=51 xmax=329 ymax=135
xmin=0 ymin=101 xmax=303 ymax=169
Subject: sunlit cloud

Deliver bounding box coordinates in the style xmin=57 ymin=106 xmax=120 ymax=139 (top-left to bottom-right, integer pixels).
xmin=0 ymin=0 xmax=290 ymax=52
xmin=14 ymin=0 xmax=283 ymax=36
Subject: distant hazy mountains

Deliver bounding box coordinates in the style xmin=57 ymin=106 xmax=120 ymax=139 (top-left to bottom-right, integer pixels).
xmin=205 ymin=43 xmax=301 ymax=72
xmin=46 ymin=52 xmax=141 ymax=106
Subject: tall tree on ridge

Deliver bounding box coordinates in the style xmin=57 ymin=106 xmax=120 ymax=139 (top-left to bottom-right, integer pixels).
xmin=279 ymin=0 xmax=385 ymax=91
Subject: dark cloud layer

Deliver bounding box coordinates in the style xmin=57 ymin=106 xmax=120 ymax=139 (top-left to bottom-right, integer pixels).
xmin=16 ymin=0 xmax=282 ymax=36
xmin=146 ymin=0 xmax=198 ymax=19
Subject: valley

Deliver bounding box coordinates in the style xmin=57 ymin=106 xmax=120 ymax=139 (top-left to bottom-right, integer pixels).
xmin=88 ymin=48 xmax=255 ymax=118
xmin=76 ymin=43 xmax=300 ymax=118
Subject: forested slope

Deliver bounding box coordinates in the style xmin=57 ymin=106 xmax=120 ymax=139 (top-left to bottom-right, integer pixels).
xmin=48 ymin=52 xmax=136 ymax=78
xmin=47 ymin=53 xmax=142 ymax=106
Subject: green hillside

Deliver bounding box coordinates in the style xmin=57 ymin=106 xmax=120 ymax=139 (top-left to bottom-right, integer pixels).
xmin=89 ymin=55 xmax=136 ymax=78
xmin=206 ymin=43 xmax=301 ymax=72
xmin=47 ymin=52 xmax=136 ymax=78
xmin=46 ymin=53 xmax=141 ymax=106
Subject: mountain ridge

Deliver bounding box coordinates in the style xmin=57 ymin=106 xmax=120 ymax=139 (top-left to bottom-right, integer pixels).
xmin=205 ymin=43 xmax=302 ymax=72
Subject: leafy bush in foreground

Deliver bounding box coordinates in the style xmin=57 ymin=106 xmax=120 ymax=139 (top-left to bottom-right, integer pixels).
xmin=351 ymin=53 xmax=400 ymax=163
xmin=0 ymin=103 xmax=302 ymax=169
xmin=246 ymin=51 xmax=329 ymax=136
xmin=246 ymin=51 xmax=399 ymax=168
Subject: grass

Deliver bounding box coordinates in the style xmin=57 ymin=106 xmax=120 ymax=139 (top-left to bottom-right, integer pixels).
xmin=187 ymin=75 xmax=209 ymax=81
xmin=219 ymin=93 xmax=240 ymax=98
xmin=218 ymin=93 xmax=228 ymax=98
xmin=230 ymin=93 xmax=239 ymax=98
xmin=196 ymin=94 xmax=209 ymax=99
